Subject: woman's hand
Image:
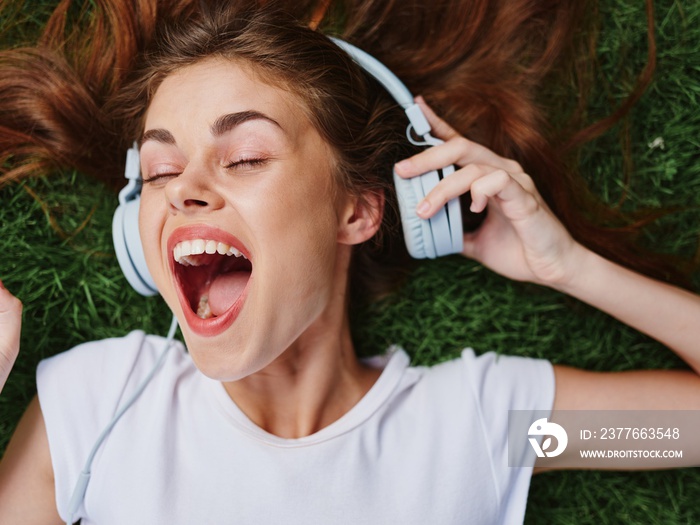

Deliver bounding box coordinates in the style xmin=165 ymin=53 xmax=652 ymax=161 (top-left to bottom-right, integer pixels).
xmin=396 ymin=98 xmax=700 ymax=365
xmin=0 ymin=280 xmax=22 ymax=394
xmin=394 ymin=97 xmax=583 ymax=286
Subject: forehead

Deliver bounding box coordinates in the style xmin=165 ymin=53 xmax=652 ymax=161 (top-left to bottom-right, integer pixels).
xmin=144 ymin=58 xmax=306 ymax=138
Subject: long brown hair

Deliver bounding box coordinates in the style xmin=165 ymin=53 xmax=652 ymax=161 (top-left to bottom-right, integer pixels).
xmin=323 ymin=0 xmax=691 ymax=287
xmin=0 ymin=0 xmax=693 ymax=299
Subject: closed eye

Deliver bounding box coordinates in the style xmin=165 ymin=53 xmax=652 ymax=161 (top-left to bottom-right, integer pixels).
xmin=142 ymin=157 xmax=268 ymax=184
xmin=224 ymin=157 xmax=268 ymax=171
xmin=143 ymin=172 xmax=180 ymax=185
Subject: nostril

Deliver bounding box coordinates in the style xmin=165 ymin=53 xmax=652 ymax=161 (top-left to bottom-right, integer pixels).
xmin=165 ymin=176 xmax=223 ymax=211
xmin=185 ymin=199 xmax=208 ymax=207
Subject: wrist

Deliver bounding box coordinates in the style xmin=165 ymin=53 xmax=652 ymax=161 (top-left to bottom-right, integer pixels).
xmin=539 ymin=241 xmax=599 ymax=294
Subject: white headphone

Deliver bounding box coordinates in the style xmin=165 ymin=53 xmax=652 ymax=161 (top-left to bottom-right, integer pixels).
xmin=112 ymin=144 xmax=159 ymax=296
xmin=111 ymin=38 xmax=464 ymax=296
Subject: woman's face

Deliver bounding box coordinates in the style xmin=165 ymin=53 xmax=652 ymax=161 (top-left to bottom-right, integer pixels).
xmin=139 ymin=58 xmax=348 ymax=380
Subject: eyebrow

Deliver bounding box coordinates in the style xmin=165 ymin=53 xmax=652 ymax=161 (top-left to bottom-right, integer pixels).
xmin=210 ymin=110 xmax=281 ymax=136
xmin=140 ymin=110 xmax=282 ymax=147
xmin=140 ymin=128 xmax=175 ymax=147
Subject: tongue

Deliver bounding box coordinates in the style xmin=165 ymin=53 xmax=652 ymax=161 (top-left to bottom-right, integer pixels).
xmin=207 ymin=271 xmax=250 ymax=317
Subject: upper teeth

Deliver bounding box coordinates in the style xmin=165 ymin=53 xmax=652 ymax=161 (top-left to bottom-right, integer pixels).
xmin=173 ymin=239 xmax=246 ymax=264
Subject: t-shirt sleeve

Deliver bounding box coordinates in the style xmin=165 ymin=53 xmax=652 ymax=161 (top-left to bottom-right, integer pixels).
xmin=36 ymin=330 xmax=153 ymax=522
xmin=460 ymin=348 xmax=555 ymax=524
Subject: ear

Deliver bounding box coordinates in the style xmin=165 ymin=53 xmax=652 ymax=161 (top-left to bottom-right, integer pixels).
xmin=337 ymin=190 xmax=385 ymax=246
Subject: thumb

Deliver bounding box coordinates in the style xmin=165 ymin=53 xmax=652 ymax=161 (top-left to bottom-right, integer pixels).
xmin=0 ymin=280 xmax=23 ymax=394
xmin=460 ymin=232 xmax=480 ymax=260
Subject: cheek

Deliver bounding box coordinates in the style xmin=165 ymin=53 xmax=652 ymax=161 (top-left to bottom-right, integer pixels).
xmin=137 ymin=194 xmax=168 ymax=281
xmin=249 ymin=181 xmax=341 ymax=304
xmin=242 ymin=164 xmax=340 ymax=254
xmin=138 ymin=200 xmax=156 ymax=251
xmin=272 ymin=196 xmax=338 ymax=267
xmin=284 ymin=215 xmax=340 ymax=317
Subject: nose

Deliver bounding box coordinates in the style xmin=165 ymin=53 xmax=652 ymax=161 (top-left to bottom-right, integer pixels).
xmin=164 ymin=162 xmax=225 ymax=214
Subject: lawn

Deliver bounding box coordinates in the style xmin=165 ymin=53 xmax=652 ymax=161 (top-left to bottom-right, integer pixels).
xmin=1 ymin=1 xmax=699 ymax=523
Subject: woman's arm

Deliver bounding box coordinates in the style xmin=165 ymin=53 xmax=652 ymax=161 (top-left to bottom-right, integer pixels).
xmin=0 ymin=283 xmax=61 ymax=523
xmin=0 ymin=280 xmax=21 ymax=394
xmin=397 ymin=101 xmax=700 ymax=471
xmin=395 ymin=98 xmax=700 ymax=371
xmin=0 ymin=397 xmax=62 ymax=524
xmin=553 ymin=246 xmax=700 ymax=372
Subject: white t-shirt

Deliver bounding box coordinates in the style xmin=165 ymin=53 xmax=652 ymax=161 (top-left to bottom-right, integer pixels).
xmin=37 ymin=331 xmax=554 ymax=524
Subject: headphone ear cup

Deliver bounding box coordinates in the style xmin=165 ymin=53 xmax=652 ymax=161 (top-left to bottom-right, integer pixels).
xmin=415 ymin=168 xmax=455 ymax=257
xmin=440 ymin=164 xmax=464 ymax=254
xmin=330 ymin=38 xmax=464 ymax=258
xmin=112 ymin=198 xmax=159 ymax=297
xmin=393 ymin=168 xmax=436 ymax=259
xmin=393 ymin=164 xmax=464 ymax=259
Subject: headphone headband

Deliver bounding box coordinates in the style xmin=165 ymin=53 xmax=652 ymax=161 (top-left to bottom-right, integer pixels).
xmin=329 ymin=38 xmax=432 ymax=137
xmin=329 ymin=37 xmax=463 ymax=259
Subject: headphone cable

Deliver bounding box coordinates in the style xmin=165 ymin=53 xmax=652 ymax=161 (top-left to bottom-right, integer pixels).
xmin=65 ymin=315 xmax=179 ymax=525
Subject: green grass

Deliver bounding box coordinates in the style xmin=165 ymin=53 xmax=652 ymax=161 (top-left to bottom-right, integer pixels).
xmin=1 ymin=0 xmax=699 ymax=523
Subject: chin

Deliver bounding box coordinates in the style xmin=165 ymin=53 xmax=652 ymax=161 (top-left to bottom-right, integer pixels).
xmin=183 ymin=335 xmax=263 ymax=382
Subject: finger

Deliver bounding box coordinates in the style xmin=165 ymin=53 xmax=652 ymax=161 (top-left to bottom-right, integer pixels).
xmin=394 ymin=133 xmax=524 ymax=180
xmin=414 ymin=96 xmax=461 ymax=141
xmin=469 ymin=169 xmax=539 ymax=218
xmin=461 ymin=230 xmax=482 ymax=260
xmin=395 ymin=136 xmax=470 ymax=179
xmin=415 ymin=163 xmax=493 ymax=219
xmin=417 ymin=96 xmax=524 ymax=173
xmin=0 ymin=282 xmax=23 ymax=392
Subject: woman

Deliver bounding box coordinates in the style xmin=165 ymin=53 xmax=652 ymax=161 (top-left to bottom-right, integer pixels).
xmin=0 ymin=2 xmax=699 ymax=524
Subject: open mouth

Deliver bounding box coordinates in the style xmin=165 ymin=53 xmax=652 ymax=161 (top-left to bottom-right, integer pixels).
xmin=172 ymin=238 xmax=252 ymax=321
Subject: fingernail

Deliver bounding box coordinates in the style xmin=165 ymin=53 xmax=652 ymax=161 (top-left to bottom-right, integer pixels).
xmin=416 ymin=200 xmax=430 ymax=216
xmin=394 ymin=160 xmax=411 ymax=174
